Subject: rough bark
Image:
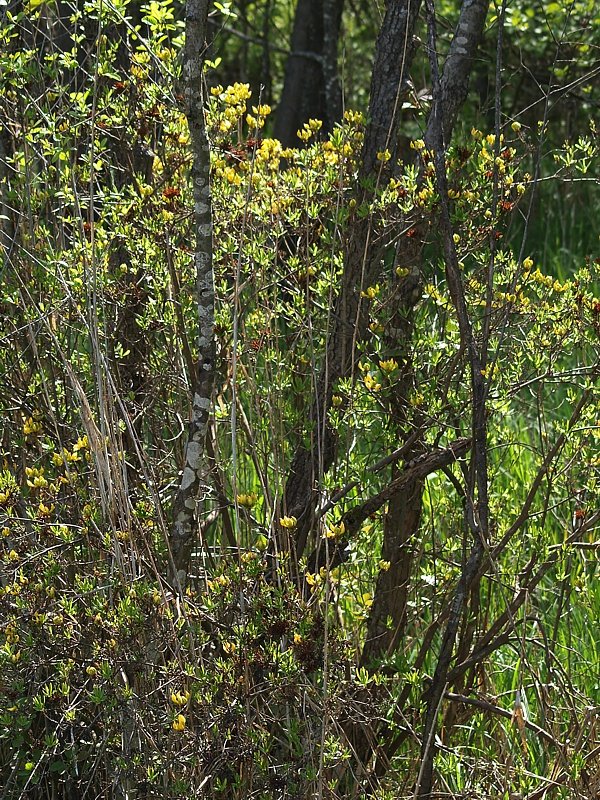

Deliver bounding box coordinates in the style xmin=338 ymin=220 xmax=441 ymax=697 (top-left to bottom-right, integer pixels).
xmin=274 ymin=0 xmax=343 ymax=147
xmin=168 ymin=0 xmax=215 ymax=589
xmin=338 ymin=0 xmax=489 ymax=781
xmin=283 ymin=0 xmax=422 ymax=564
xmin=360 ymin=476 xmax=423 ymax=666
xmin=360 ymin=0 xmax=422 ymax=177
xmin=424 ymin=0 xmax=490 ymax=149
xmin=277 ymin=2 xmax=490 ymax=783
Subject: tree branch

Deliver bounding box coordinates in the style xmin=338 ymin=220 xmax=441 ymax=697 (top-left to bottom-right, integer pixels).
xmin=308 ymin=438 xmax=471 ymax=573
xmin=416 ymin=0 xmax=491 ymax=794
xmin=444 ymin=691 xmax=564 ymax=749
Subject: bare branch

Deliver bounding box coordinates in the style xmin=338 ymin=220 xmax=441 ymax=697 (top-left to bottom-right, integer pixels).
xmin=444 ymin=691 xmax=564 ymax=749
xmin=308 ymin=438 xmax=471 ymax=572
xmin=416 ymin=0 xmax=492 ymax=793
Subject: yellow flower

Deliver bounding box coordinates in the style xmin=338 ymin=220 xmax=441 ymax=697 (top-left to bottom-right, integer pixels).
xmin=522 ymin=257 xmax=533 ymax=271
xmin=223 ymin=166 xmax=242 ymax=186
xmin=361 ymin=284 xmax=380 ymax=299
xmin=297 ymin=118 xmax=322 ymax=141
xmin=172 ymin=714 xmax=186 ymax=731
xmin=293 ymin=633 xmax=303 ymax=644
xmin=170 ymin=691 xmax=190 ymax=707
xmin=23 ymin=416 xmax=42 ymax=436
xmin=279 ymin=516 xmax=297 ymax=529
xmin=324 ymin=521 xmax=345 ymax=540
xmin=410 ymin=392 xmax=425 ymax=407
xmin=73 ymin=435 xmax=88 ymax=451
xmin=343 ymin=110 xmax=364 ymax=125
xmin=363 ymin=373 xmax=382 ymax=391
xmin=305 ymin=572 xmax=320 ymax=587
xmin=223 ymin=82 xmax=251 ymax=106
xmin=38 ymin=502 xmax=54 ymax=517
xmin=379 ymin=358 xmax=398 ymax=373
xmin=236 ymin=492 xmax=258 ymax=508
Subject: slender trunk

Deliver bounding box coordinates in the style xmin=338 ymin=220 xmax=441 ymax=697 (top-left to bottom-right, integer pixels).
xmin=360 ymin=476 xmax=423 ymax=667
xmin=168 ymin=0 xmax=215 ymax=589
xmin=416 ymin=1 xmax=490 ymax=795
xmin=277 ymin=0 xmax=489 ymax=784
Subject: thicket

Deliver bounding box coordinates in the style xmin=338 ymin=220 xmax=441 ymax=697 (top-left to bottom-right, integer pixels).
xmin=0 ymin=1 xmax=599 ymax=798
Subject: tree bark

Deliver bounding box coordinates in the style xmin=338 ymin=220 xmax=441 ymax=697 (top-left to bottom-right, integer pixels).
xmin=282 ymin=0 xmax=422 ymax=565
xmin=424 ymin=0 xmax=491 ymax=149
xmin=360 ymin=476 xmax=423 ymax=666
xmin=168 ymin=0 xmax=215 ymax=589
xmin=274 ymin=0 xmax=343 ymax=146
xmin=285 ymin=0 xmax=489 ymax=781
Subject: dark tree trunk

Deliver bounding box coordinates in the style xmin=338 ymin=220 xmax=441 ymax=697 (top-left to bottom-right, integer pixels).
xmin=274 ymin=0 xmax=343 ymax=146
xmin=279 ymin=0 xmax=492 ymax=788
xmin=282 ymin=0 xmax=422 ymax=568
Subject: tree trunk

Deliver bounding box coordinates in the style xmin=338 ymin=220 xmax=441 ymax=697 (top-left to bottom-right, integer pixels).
xmin=282 ymin=0 xmax=423 ymax=567
xmin=415 ymin=2 xmax=491 ymax=795
xmin=279 ymin=0 xmax=491 ymax=786
xmin=274 ymin=0 xmax=343 ymax=146
xmin=168 ymin=0 xmax=215 ymax=590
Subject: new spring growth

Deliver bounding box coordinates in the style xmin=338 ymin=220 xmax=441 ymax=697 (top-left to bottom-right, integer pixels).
xmin=237 ymin=492 xmax=258 ymax=508
xmin=379 ymin=358 xmax=398 ymax=373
